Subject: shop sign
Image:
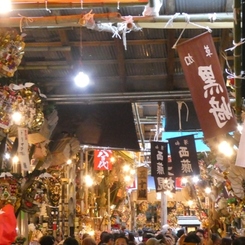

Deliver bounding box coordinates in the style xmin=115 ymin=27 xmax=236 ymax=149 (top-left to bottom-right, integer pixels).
xmin=176 ymin=32 xmax=236 ymax=139
xmin=168 ymin=134 xmax=199 ymax=177
xmin=94 ymin=150 xmax=112 ymax=170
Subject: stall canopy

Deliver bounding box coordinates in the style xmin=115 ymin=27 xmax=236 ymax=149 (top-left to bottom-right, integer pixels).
xmin=52 ymin=103 xmax=140 ymax=151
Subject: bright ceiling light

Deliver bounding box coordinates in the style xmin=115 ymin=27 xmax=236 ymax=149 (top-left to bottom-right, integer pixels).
xmin=74 ymin=71 xmax=89 ymax=87
xmin=0 ymin=0 xmax=12 ymax=14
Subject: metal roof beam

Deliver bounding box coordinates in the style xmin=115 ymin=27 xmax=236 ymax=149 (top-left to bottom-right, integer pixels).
xmin=0 ymin=13 xmax=234 ymax=29
xmin=45 ymin=91 xmax=192 ymax=104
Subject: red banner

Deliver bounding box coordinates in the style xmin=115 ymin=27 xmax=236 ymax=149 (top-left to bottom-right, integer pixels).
xmin=176 ymin=32 xmax=236 ymax=139
xmin=94 ymin=150 xmax=112 ymax=170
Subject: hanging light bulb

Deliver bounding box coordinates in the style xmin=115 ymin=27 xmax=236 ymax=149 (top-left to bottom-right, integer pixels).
xmin=12 ymin=112 xmax=22 ymax=124
xmin=12 ymin=155 xmax=19 ymax=164
xmin=0 ymin=0 xmax=12 ymax=14
xmin=218 ymin=141 xmax=233 ymax=157
xmin=67 ymin=159 xmax=72 ymax=165
xmin=74 ymin=71 xmax=89 ymax=87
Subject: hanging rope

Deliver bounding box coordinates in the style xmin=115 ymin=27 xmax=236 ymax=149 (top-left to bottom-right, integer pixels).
xmin=177 ymin=101 xmax=189 ymax=131
xmin=45 ymin=1 xmax=51 ymax=13
xmin=165 ymin=13 xmax=212 ymax=49
xmin=18 ymin=14 xmax=33 ymax=32
xmin=225 ymin=38 xmax=245 ymax=52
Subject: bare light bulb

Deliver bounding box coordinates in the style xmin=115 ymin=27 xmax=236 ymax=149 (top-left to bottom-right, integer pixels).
xmin=218 ymin=141 xmax=233 ymax=157
xmin=123 ymin=164 xmax=130 ymax=172
xmin=0 ymin=0 xmax=12 ymax=14
xmin=12 ymin=112 xmax=22 ymax=124
xmin=12 ymin=155 xmax=19 ymax=164
xmin=84 ymin=175 xmax=93 ymax=187
xmin=74 ymin=72 xmax=89 ymax=87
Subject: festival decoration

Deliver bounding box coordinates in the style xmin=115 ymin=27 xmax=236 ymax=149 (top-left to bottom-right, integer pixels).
xmin=82 ymin=11 xmax=141 ymax=50
xmin=0 ymin=29 xmax=25 ymax=78
xmin=227 ymin=165 xmax=245 ymax=199
xmin=0 ymin=83 xmax=46 ymax=135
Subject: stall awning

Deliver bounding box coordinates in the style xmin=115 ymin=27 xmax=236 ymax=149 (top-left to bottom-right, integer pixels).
xmin=177 ymin=216 xmax=201 ymax=226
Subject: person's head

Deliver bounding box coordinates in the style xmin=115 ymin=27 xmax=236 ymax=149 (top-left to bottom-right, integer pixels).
xmin=143 ymin=233 xmax=155 ymax=242
xmin=164 ymin=234 xmax=175 ymax=245
xmin=183 ymin=233 xmax=201 ymax=245
xmin=220 ymin=237 xmax=232 ymax=245
xmin=82 ymin=237 xmax=97 ymax=245
xmin=63 ymin=237 xmax=79 ymax=245
xmin=211 ymin=233 xmax=221 ymax=245
xmin=195 ymin=229 xmax=205 ymax=244
xmin=39 ymin=235 xmax=55 ymax=245
xmin=232 ymin=237 xmax=245 ymax=245
xmin=145 ymin=238 xmax=161 ymax=245
xmin=128 ymin=233 xmax=135 ymax=242
xmin=100 ymin=231 xmax=109 ymax=242
xmin=195 ymin=229 xmax=204 ymax=237
xmin=82 ymin=233 xmax=90 ymax=240
xmin=177 ymin=229 xmax=185 ymax=238
xmin=115 ymin=235 xmax=128 ymax=245
xmin=104 ymin=233 xmax=115 ymax=245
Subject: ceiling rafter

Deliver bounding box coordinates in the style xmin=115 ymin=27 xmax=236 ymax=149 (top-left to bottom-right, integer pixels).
xmin=58 ymin=29 xmax=73 ymax=64
xmin=23 ymin=37 xmax=222 ymax=48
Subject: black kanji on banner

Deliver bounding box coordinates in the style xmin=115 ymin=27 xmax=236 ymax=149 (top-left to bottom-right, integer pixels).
xmin=151 ymin=141 xmax=168 ymax=177
xmin=168 ymin=135 xmax=199 ymax=177
xmin=137 ymin=167 xmax=148 ymax=200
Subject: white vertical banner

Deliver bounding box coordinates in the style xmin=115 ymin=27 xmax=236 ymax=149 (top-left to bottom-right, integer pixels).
xmin=236 ymin=121 xmax=245 ymax=167
xmin=18 ymin=127 xmax=31 ymax=171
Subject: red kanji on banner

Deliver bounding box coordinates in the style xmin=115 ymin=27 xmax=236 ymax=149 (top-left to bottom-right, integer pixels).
xmin=94 ymin=150 xmax=112 ymax=170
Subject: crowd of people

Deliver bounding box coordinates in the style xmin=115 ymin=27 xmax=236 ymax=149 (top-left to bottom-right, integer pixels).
xmin=32 ymin=226 xmax=245 ymax=245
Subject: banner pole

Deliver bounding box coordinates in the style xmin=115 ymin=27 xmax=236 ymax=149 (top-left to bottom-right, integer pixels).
xmin=233 ymin=0 xmax=242 ymax=123
xmin=107 ymin=170 xmax=111 ymax=231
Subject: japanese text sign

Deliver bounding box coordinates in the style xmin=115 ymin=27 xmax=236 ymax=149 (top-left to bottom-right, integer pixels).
xmin=168 ymin=134 xmax=199 ymax=177
xmin=154 ymin=176 xmax=175 ymax=192
xmin=151 ymin=141 xmax=168 ymax=177
xmin=137 ymin=166 xmax=148 ymax=200
xmin=17 ymin=127 xmax=31 ymax=171
xmin=176 ymin=32 xmax=236 ymax=139
xmin=94 ymin=150 xmax=112 ymax=170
